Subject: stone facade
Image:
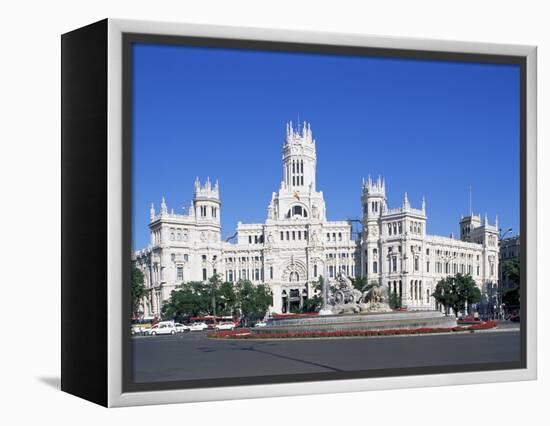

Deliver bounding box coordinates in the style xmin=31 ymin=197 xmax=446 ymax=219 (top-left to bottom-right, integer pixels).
xmin=134 ymin=121 xmax=499 ymax=316
xmin=499 ymin=234 xmax=520 ymax=292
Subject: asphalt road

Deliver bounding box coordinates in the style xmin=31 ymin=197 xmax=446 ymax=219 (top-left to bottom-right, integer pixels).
xmin=132 ymin=324 xmax=521 ymax=383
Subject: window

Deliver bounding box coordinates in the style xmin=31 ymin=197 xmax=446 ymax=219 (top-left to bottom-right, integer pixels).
xmin=426 ymin=261 xmax=430 ymax=272
xmin=269 ymin=266 xmax=273 ymax=280
xmin=202 ymin=268 xmax=207 ymax=281
xmin=414 ymin=257 xmax=419 ymax=271
xmin=171 ymin=253 xmax=175 ymax=262
xmin=228 ymin=270 xmax=234 ymax=282
xmin=177 ymin=266 xmax=183 ymax=281
xmin=392 ymin=257 xmax=397 ymax=272
xmin=255 ymin=269 xmax=260 ymax=281
xmin=202 ymin=255 xmax=207 ymax=261
xmin=373 ymin=261 xmax=378 ymax=273
xmin=338 ymin=233 xmax=342 ymax=241
xmin=292 ymin=231 xmax=296 ymax=240
xmin=313 ymin=264 xmax=318 ymax=277
xmin=329 ymin=265 xmax=334 ymax=278
xmin=184 ymin=254 xmax=189 ymax=262
xmin=280 ymin=231 xmax=284 ymax=241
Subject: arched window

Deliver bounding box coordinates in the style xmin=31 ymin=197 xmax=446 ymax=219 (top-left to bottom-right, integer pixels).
xmin=373 ymin=261 xmax=378 ymax=273
xmin=286 ymin=205 xmax=308 ymax=218
xmin=289 ymin=271 xmax=299 ymax=282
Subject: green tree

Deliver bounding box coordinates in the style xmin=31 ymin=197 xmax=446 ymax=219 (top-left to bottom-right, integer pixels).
xmin=236 ymin=280 xmax=273 ymax=325
xmin=301 ymin=276 xmax=324 ymax=313
xmin=432 ymin=273 xmax=481 ymax=317
xmin=388 ymin=292 xmax=402 ymax=310
xmin=501 ymin=259 xmax=520 ymax=286
xmin=216 ymin=281 xmax=238 ymax=316
xmin=131 ymin=267 xmax=146 ymax=317
xmin=501 ymin=259 xmax=520 ymax=307
xmin=161 ymin=281 xmax=211 ymax=319
xmin=351 ymin=276 xmax=369 ymax=292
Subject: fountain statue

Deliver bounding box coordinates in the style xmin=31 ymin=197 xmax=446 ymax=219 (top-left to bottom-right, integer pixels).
xmin=320 ymin=274 xmax=392 ymax=315
xmin=257 ymin=274 xmax=456 ymax=335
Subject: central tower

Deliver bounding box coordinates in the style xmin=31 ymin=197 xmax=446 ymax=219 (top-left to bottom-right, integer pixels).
xmin=282 ymin=121 xmax=317 ymax=193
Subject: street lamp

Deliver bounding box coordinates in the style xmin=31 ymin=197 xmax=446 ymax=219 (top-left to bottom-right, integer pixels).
xmin=203 ymin=256 xmax=219 ymax=316
xmin=499 ymin=227 xmax=513 ymax=240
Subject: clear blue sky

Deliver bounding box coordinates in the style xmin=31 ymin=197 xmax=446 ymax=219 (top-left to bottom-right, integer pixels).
xmin=132 ymin=43 xmax=520 ymax=250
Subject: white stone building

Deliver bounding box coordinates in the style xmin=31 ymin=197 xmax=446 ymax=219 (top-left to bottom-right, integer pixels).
xmin=134 ymin=121 xmax=499 ymax=316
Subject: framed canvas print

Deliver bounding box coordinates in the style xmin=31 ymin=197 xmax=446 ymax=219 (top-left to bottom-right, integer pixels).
xmin=61 ymin=18 xmax=537 ymax=407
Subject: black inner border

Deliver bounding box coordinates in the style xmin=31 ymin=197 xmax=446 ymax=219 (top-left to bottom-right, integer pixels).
xmin=122 ymin=33 xmax=527 ymax=394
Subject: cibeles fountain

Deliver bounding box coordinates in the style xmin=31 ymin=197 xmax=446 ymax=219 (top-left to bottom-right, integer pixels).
xmin=257 ymin=274 xmax=456 ymax=334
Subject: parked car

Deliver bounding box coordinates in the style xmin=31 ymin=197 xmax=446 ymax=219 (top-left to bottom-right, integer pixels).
xmin=131 ymin=325 xmax=144 ymax=335
xmin=145 ymin=321 xmax=177 ymax=335
xmin=214 ymin=322 xmax=235 ymax=331
xmin=174 ymin=323 xmax=190 ymax=333
xmin=188 ymin=322 xmax=208 ymax=332
xmin=254 ymin=321 xmax=267 ymax=328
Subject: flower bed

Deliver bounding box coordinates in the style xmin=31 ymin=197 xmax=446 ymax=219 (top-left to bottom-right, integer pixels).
xmin=271 ymin=312 xmax=319 ymax=318
xmin=208 ymin=321 xmax=497 ymax=340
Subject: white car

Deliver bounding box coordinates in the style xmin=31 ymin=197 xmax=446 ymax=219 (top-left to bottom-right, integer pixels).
xmin=174 ymin=323 xmax=190 ymax=333
xmin=188 ymin=322 xmax=208 ymax=332
xmin=131 ymin=325 xmax=144 ymax=335
xmin=254 ymin=321 xmax=267 ymax=328
xmin=215 ymin=322 xmax=235 ymax=331
xmin=146 ymin=321 xmax=177 ymax=335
